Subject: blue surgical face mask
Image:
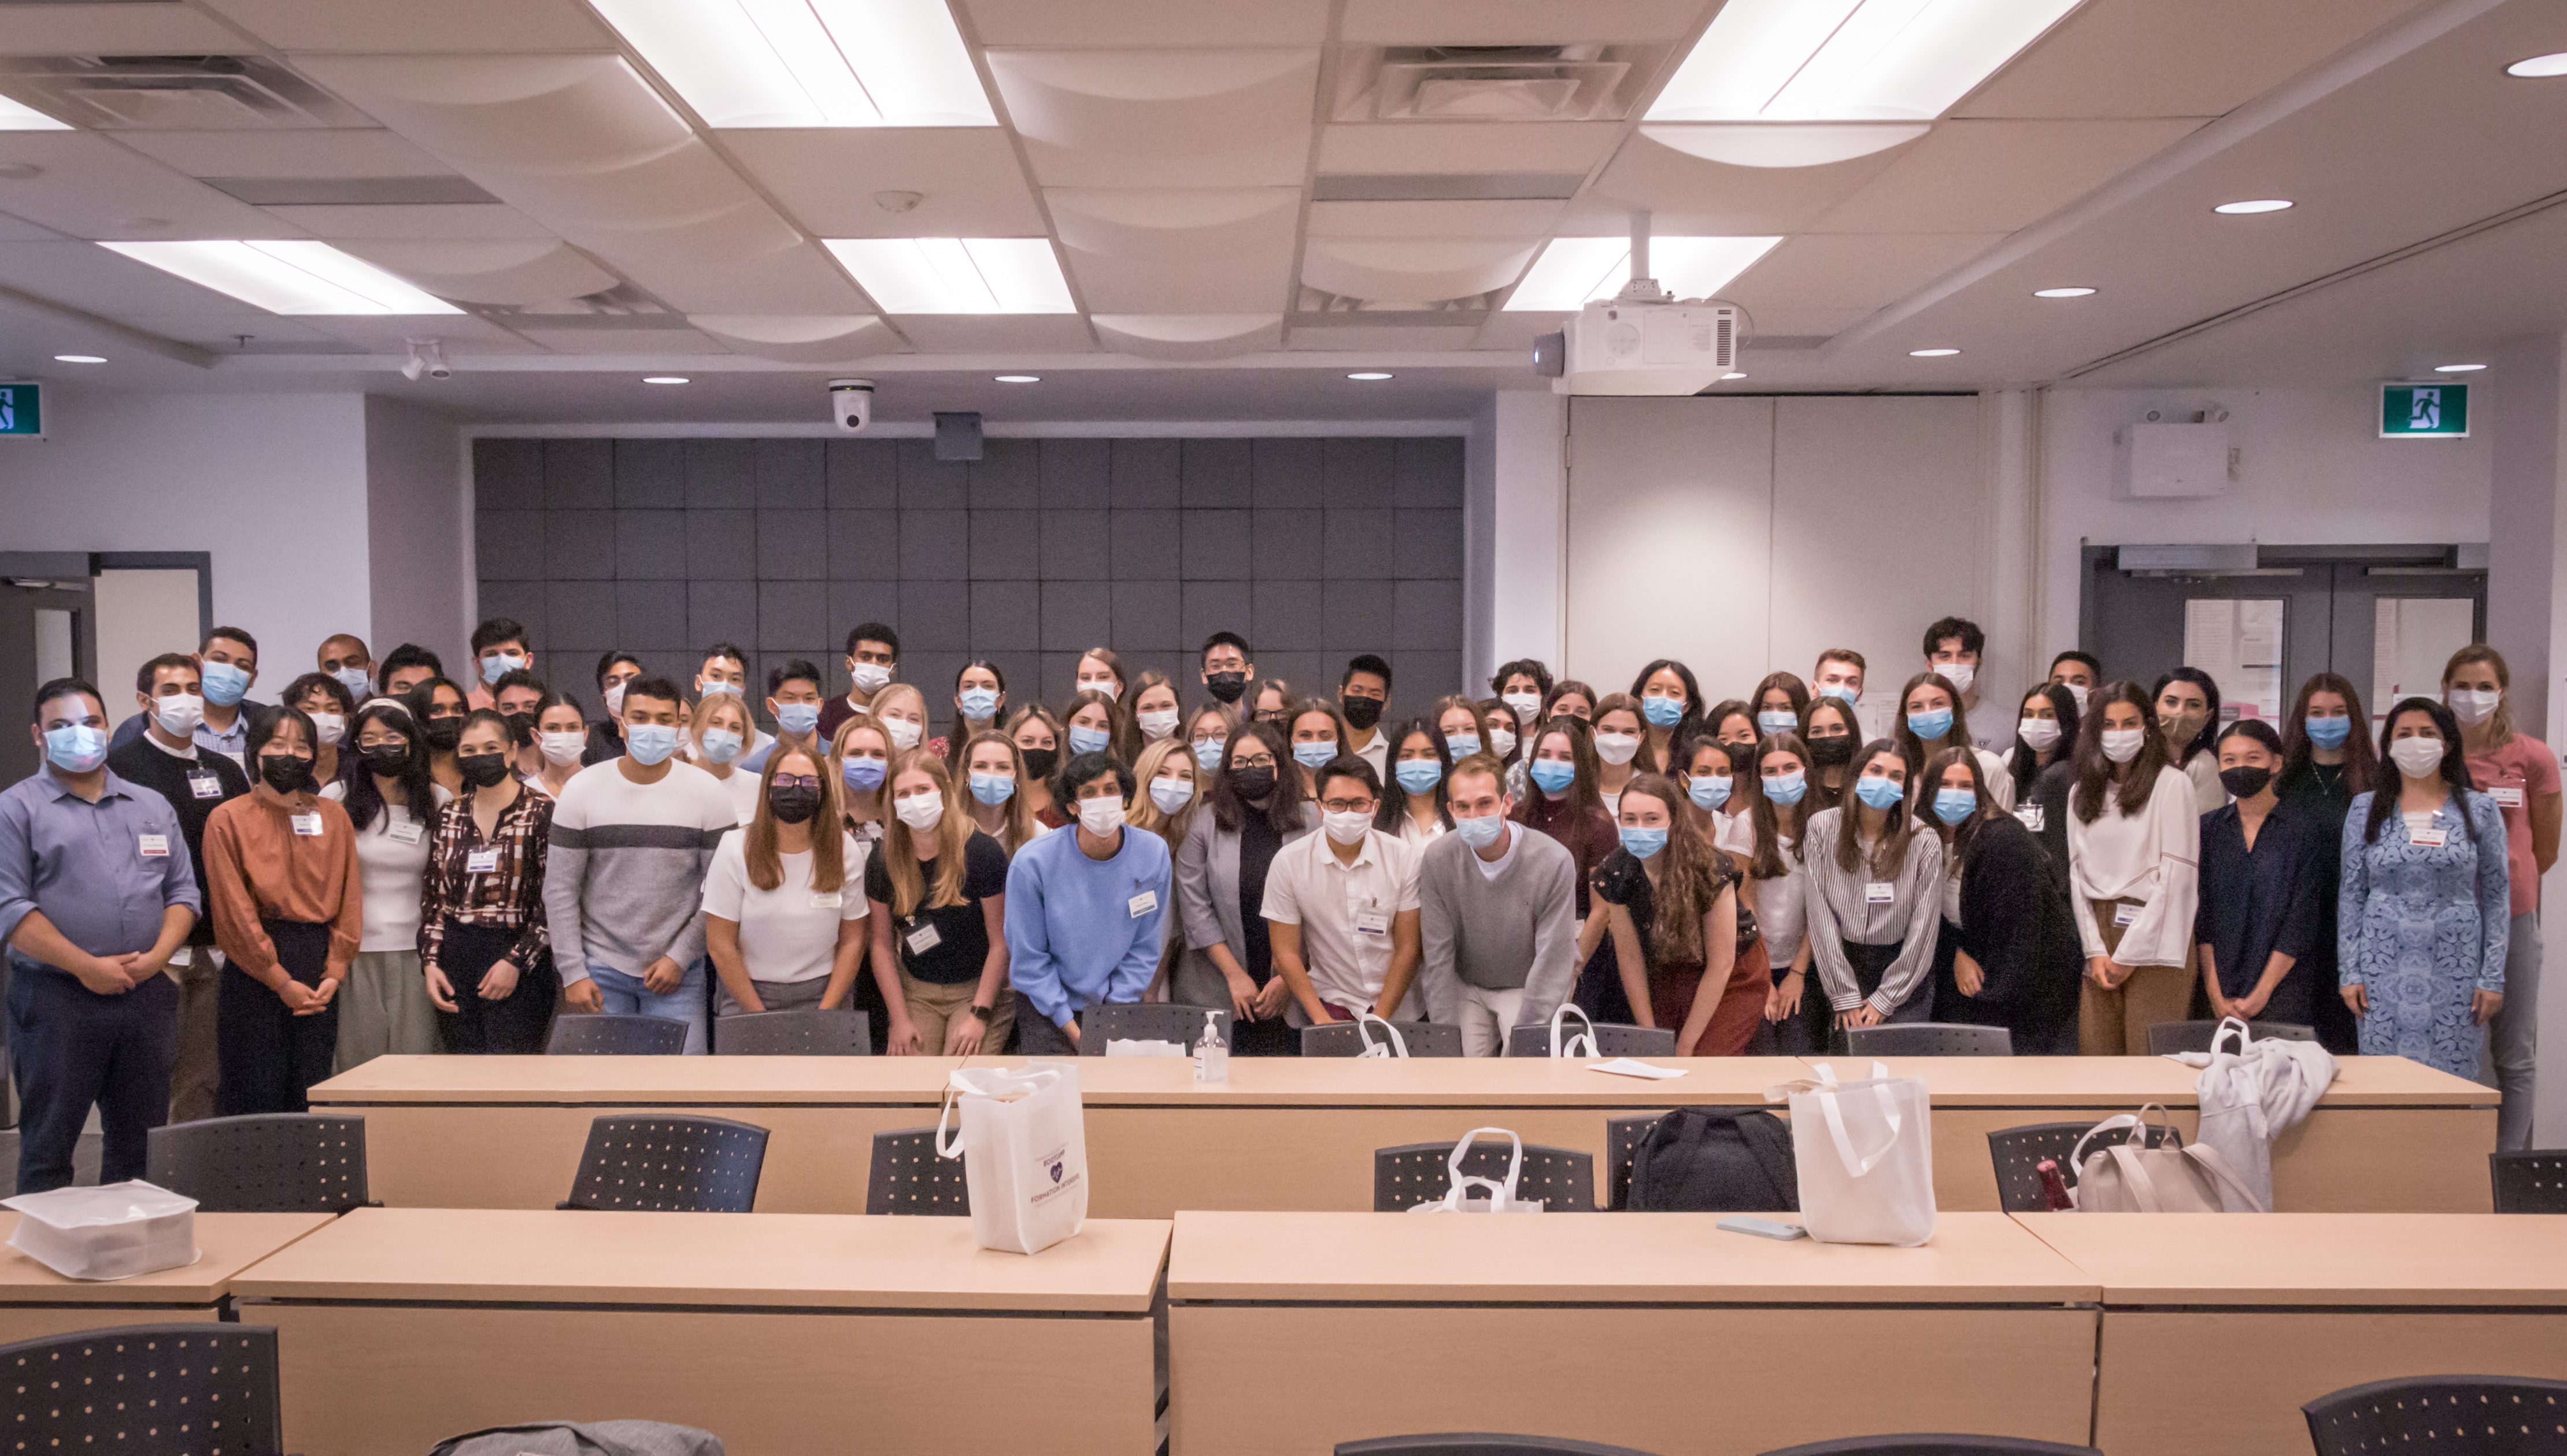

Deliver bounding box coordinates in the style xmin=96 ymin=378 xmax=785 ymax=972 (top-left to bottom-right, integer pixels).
xmin=1395 ymin=759 xmax=1442 ymax=795
xmin=1641 ymin=695 xmax=1684 ymax=728
xmin=969 ymin=770 xmax=1015 ymax=806
xmin=1192 ymin=738 xmax=1225 ymax=772
xmin=1906 ymin=707 xmax=1954 ymax=742
xmin=1444 ymin=733 xmax=1481 ymax=760
xmin=843 ymin=755 xmax=886 ymax=792
xmin=1292 ymin=740 xmax=1336 ymax=769
xmin=958 ymin=687 xmax=1000 ymax=720
xmin=624 ymin=722 xmax=680 ymax=767
xmin=1618 ymin=824 xmax=1669 ymax=859
xmin=775 ymin=702 xmax=820 ymax=736
xmin=1068 ymin=723 xmax=1112 ymax=756
xmin=1688 ymin=775 xmax=1731 ymax=812
xmin=698 ymin=679 xmax=741 ymax=698
xmin=2306 ymin=715 xmax=2352 ymax=750
xmin=1452 ymin=811 xmax=1505 ymax=850
xmin=1855 ymin=773 xmax=1906 ymax=810
xmin=1763 ymin=770 xmax=1807 ymax=806
xmin=43 ymin=724 xmax=108 ymax=773
xmin=1819 ymin=682 xmax=1861 ymax=705
xmin=698 ymin=727 xmax=744 ymax=765
xmin=1933 ymin=787 xmax=1977 ymax=825
xmin=482 ymin=651 xmax=526 ymax=686
xmin=1530 ymin=758 xmax=1575 ymax=795
xmin=1756 ymin=710 xmax=1797 ymax=737
xmin=200 ymin=659 xmax=251 ymax=707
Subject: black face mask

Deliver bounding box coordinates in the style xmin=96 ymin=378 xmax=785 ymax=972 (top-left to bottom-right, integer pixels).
xmin=1229 ymin=764 xmax=1277 ymax=801
xmin=423 ymin=716 xmax=464 ymax=751
xmin=1341 ymin=696 xmax=1384 ymax=731
xmin=458 ymin=752 xmax=512 ymax=789
xmin=259 ymin=753 xmax=315 ymax=794
xmin=2218 ymin=765 xmax=2273 ymax=800
xmin=358 ymin=742 xmax=410 ymax=777
xmin=504 ymin=711 xmax=536 ymax=740
xmin=1020 ymin=747 xmax=1059 ymax=780
xmin=1205 ymin=671 xmax=1247 ymax=704
xmin=768 ymin=783 xmax=822 ymax=824
xmin=1807 ymin=735 xmax=1855 ymax=768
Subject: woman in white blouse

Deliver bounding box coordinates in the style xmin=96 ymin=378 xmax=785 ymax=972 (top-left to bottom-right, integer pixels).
xmin=702 ymin=746 xmax=871 ymax=1026
xmin=1380 ymin=717 xmax=1452 ymax=850
xmin=2066 ymin=681 xmax=2203 ymax=1054
xmin=321 ymin=699 xmax=452 ymax=1069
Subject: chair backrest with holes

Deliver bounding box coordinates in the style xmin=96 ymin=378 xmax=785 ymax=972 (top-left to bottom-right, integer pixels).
xmin=146 ymin=1113 xmax=369 ymax=1213
xmin=865 ymin=1127 xmax=971 ymax=1216
xmin=2144 ymin=1018 xmax=2318 ymax=1055
xmin=1 ymin=1324 xmax=283 ymax=1456
xmin=2303 ymin=1374 xmax=2567 ymax=1456
xmin=1301 ymin=1020 xmax=1464 ymax=1058
xmin=546 ymin=1014 xmax=690 ymax=1055
xmin=1078 ymin=1003 xmax=1231 ymax=1055
xmin=2491 ymin=1151 xmax=2567 ymax=1214
xmin=1985 ymin=1119 xmax=2177 ymax=1213
xmin=1753 ymin=1436 xmax=2102 ymax=1455
xmin=713 ymin=1008 xmax=871 ymax=1055
xmin=562 ymin=1115 xmax=769 ymax=1212
xmin=1503 ymin=1022 xmax=1677 ymax=1058
xmin=1603 ymin=1113 xmax=1667 ymax=1210
xmin=1843 ymin=1022 xmax=2013 ymax=1057
xmin=1373 ymin=1139 xmax=1594 ymax=1212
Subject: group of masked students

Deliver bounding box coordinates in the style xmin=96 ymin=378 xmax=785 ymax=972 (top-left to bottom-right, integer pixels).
xmin=3 ymin=611 xmax=2551 ymax=1193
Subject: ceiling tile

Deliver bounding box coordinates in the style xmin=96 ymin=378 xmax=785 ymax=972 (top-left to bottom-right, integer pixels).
xmin=1340 ymin=0 xmax=1711 ymax=45
xmin=114 ymin=129 xmax=456 ymax=180
xmin=720 ymin=129 xmax=1045 ymax=238
xmin=0 ymin=132 xmax=301 ymax=239
xmin=1316 ymin=121 xmax=1625 ymax=175
xmin=0 ymin=213 xmax=60 ymax=242
xmin=515 ymin=324 xmax=726 ymax=355
xmin=1302 ymin=237 xmax=1536 ymax=303
xmin=1958 ymin=0 xmax=2435 ymax=119
xmin=1806 ymin=119 xmax=2202 ymax=235
xmin=1721 ymin=232 xmax=2009 ymax=325
xmin=0 ymin=239 xmax=275 ymax=320
xmin=261 ymin=203 xmax=556 ymax=240
xmin=961 ymin=0 xmax=1330 ymax=47
xmin=1580 ymin=128 xmax=1908 ymax=234
xmin=0 ymin=5 xmax=256 ymax=55
xmin=989 ymin=49 xmax=1319 ymax=188
xmin=1308 ymin=199 xmax=1565 ymax=237
xmin=296 ymin=311 xmax=549 ymax=354
xmin=330 ymin=238 xmax=616 ymax=305
xmin=891 ymin=314 xmax=1097 ymax=353
xmin=687 ymin=314 xmax=898 ymax=362
xmin=135 ymin=314 xmax=349 ymax=347
xmin=195 ymin=0 xmax=613 ymax=51
xmin=1092 ymin=313 xmax=1283 ymax=359
xmin=1049 ymin=186 xmax=1298 ymax=312
xmin=1285 ymin=319 xmax=1484 ymax=350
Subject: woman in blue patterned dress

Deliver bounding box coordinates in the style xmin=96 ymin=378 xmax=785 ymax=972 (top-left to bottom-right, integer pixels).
xmin=2340 ymin=696 xmax=2509 ymax=1075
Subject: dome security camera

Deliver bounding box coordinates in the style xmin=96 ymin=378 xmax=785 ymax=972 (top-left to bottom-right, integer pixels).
xmin=829 ymin=377 xmax=874 ymax=434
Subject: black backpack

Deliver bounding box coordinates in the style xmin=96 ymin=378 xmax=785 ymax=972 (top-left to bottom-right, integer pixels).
xmin=1625 ymin=1107 xmax=1799 ymax=1212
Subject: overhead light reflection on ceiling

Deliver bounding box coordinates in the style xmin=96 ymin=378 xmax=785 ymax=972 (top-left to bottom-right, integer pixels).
xmin=1506 ymin=235 xmax=1781 ymax=311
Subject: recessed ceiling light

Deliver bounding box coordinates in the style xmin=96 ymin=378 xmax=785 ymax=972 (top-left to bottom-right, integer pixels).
xmin=1721 ymin=372 xmax=1747 ymax=380
xmin=1347 ymin=371 xmax=1393 ymax=381
xmin=1506 ymin=235 xmax=1782 ymax=311
xmin=52 ymin=354 xmax=105 ymax=364
xmin=2506 ymin=52 xmax=2567 ymax=78
xmin=2214 ymin=198 xmax=2294 ymax=215
xmin=1908 ymin=347 xmax=1961 ymax=357
xmin=1648 ymin=0 xmax=2081 ymax=123
xmin=2032 ymin=286 xmax=2096 ymax=298
xmin=823 ymin=238 xmax=1074 ymax=314
xmin=2435 ymin=363 xmax=2487 ymax=373
xmin=994 ymin=374 xmax=1040 ymax=383
xmin=589 ymin=0 xmax=996 ymax=127
xmin=643 ymin=375 xmax=690 ymax=384
xmin=98 ymin=240 xmax=460 ymax=315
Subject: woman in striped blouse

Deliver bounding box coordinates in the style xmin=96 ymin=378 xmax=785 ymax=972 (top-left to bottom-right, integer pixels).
xmin=420 ymin=707 xmax=555 ymax=1053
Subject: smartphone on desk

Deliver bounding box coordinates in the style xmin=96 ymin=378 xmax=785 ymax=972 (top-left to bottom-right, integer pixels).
xmin=1716 ymin=1216 xmax=1807 ymax=1241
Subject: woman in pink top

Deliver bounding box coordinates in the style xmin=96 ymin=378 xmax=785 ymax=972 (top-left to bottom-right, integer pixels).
xmin=2443 ymin=644 xmax=2561 ymax=1151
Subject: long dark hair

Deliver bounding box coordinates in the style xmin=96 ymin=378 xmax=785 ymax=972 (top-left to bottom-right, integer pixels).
xmin=2362 ymin=696 xmax=2483 ymax=845
xmin=1744 ymin=732 xmax=1810 ymax=881
xmin=2072 ymin=681 xmax=2172 ymax=823
xmin=1629 ymin=658 xmax=1704 ymax=762
xmin=340 ymin=700 xmax=435 ymax=832
xmin=1375 ymin=718 xmax=1453 ymax=832
xmin=2152 ymin=666 xmax=2222 ymax=766
xmin=1619 ymin=773 xmax=1724 ymax=965
xmin=1891 ymin=669 xmax=1976 ymax=779
xmin=2010 ymin=682 xmax=2081 ymax=800
xmin=1750 ymin=672 xmax=1810 ymax=728
xmin=2278 ymin=671 xmax=2378 ymax=799
xmin=1920 ymin=744 xmax=2000 ymax=865
xmin=1209 ymin=722 xmax=1306 ymax=836
xmin=1514 ymin=714 xmax=1606 ymax=829
xmin=1832 ymin=738 xmax=1916 ymax=880
xmin=945 ymin=659 xmax=1007 ymax=765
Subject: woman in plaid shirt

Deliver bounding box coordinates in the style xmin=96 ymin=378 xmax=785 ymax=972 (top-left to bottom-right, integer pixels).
xmin=420 ymin=708 xmax=555 ymax=1053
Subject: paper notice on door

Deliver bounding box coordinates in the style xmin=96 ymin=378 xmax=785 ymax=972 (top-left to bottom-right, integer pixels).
xmin=2183 ymin=598 xmax=2285 ymax=723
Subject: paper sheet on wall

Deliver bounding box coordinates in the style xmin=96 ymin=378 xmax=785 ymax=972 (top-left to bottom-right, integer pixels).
xmin=2181 ymin=598 xmax=2285 ymax=721
xmin=2373 ymin=598 xmax=2476 ymax=721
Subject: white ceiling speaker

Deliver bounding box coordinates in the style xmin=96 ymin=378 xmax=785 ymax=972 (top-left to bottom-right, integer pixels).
xmin=1637 ymin=121 xmax=1930 ymax=169
xmin=985 ymin=49 xmax=1318 ymax=187
xmin=690 ymin=314 xmax=897 ymax=362
xmin=1092 ymin=313 xmax=1283 ymax=360
xmin=331 ymin=239 xmax=618 ymax=307
xmin=1300 ymin=237 xmax=1537 ymax=307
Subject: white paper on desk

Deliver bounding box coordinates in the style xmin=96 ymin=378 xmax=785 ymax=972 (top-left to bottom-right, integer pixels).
xmin=1104 ymin=1038 xmax=1186 ymax=1057
xmin=1588 ymin=1058 xmax=1686 ymax=1080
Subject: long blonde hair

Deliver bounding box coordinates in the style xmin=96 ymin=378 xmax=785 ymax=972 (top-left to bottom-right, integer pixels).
xmin=689 ymin=692 xmax=752 ymax=765
xmin=959 ymin=729 xmax=1038 ymax=855
xmin=869 ymin=681 xmax=932 ymax=755
xmin=830 ymin=714 xmax=889 ymax=818
xmin=1126 ymin=738 xmax=1199 ymax=848
xmin=744 ymin=744 xmax=845 ymax=893
xmin=2443 ymin=644 xmax=2517 ymax=748
xmin=879 ymin=748 xmax=971 ymax=920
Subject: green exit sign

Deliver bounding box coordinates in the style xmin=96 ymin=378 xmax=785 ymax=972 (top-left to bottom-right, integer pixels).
xmin=2381 ymin=381 xmax=2469 ymax=439
xmin=0 ymin=381 xmax=39 ymax=439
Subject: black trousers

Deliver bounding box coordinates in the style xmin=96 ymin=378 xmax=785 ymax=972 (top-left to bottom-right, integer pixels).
xmin=6 ymin=957 xmax=176 ymax=1193
xmin=1929 ymin=920 xmax=2078 ymax=1055
xmin=435 ymin=921 xmax=558 ymax=1054
xmin=217 ymin=920 xmax=339 ymax=1116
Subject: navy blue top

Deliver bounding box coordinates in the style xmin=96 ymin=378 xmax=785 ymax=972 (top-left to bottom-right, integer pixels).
xmin=2192 ymin=796 xmax=2330 ymax=997
xmin=0 ymin=767 xmax=202 ymax=961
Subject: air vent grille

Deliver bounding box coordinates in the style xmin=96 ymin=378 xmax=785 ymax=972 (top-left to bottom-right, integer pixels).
xmin=0 ymin=54 xmax=368 ymax=129
xmin=1334 ymin=43 xmax=1665 ymax=124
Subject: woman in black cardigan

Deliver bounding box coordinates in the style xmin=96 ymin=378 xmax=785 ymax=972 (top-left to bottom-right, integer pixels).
xmin=1919 ymin=745 xmax=2086 ymax=1055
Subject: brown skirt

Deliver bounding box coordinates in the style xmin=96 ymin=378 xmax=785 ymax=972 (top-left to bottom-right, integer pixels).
xmin=1649 ymin=939 xmax=1771 ymax=1056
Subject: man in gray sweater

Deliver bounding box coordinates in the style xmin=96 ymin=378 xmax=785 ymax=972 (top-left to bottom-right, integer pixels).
xmin=1415 ymin=754 xmax=1580 ymax=1055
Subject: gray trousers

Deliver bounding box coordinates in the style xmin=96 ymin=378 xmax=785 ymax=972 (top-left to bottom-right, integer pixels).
xmin=2485 ymin=911 xmax=2542 ymax=1150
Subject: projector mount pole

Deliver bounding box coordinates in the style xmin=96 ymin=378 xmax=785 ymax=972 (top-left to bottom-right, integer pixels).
xmin=1617 ymin=208 xmax=1671 ymax=303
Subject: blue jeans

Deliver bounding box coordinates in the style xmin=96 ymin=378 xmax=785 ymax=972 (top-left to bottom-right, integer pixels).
xmin=586 ymin=959 xmax=708 ymax=1055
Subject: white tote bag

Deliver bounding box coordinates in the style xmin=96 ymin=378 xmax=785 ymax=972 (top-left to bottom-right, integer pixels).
xmin=1548 ymin=1003 xmax=1600 ymax=1059
xmin=1780 ymin=1061 xmax=1935 ymax=1246
xmin=1403 ymin=1127 xmax=1545 ymax=1213
xmin=1356 ymin=1013 xmax=1410 ymax=1058
xmin=934 ymin=1064 xmax=1089 ymax=1255
xmin=2 ymin=1180 xmax=198 ymax=1280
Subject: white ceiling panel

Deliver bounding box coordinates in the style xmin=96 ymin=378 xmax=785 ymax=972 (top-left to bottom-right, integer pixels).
xmin=721 ymin=129 xmax=1045 ymax=238
xmin=131 ymin=314 xmax=349 ymax=346
xmin=328 ymin=238 xmax=616 ymax=305
xmin=1807 ymin=119 xmax=2202 ymax=235
xmin=1308 ymin=199 xmax=1565 ymax=237
xmin=1091 ymin=313 xmax=1283 ymax=359
xmin=1316 ymin=121 xmax=1624 ymax=175
xmin=262 ymin=203 xmax=556 ymax=240
xmin=197 ymin=0 xmax=614 ymax=52
xmin=688 ymin=314 xmax=899 ymax=362
xmin=891 ymin=314 xmax=1097 ymax=352
xmin=114 ymin=129 xmax=457 ymax=181
xmin=1341 ymin=0 xmax=1711 ymax=45
xmin=1302 ymin=237 xmax=1536 ymax=303
xmin=1580 ymin=128 xmax=1908 ymax=235
xmin=1285 ymin=319 xmax=1484 ymax=351
xmin=1066 ymin=247 xmax=1292 ymax=313
xmin=0 ymin=5 xmax=256 ymax=56
xmin=296 ymin=311 xmax=548 ymax=353
xmin=0 ymin=133 xmax=299 ymax=239
xmin=1958 ymin=0 xmax=2436 ymax=119
xmin=989 ymin=49 xmax=1319 ymax=188
xmin=514 ymin=324 xmax=728 ymax=355
xmin=961 ymin=0 xmax=1330 ymax=48
xmin=0 ymin=239 xmax=273 ymax=319
xmin=1050 ymin=186 xmax=1297 ymax=311
xmin=1723 ymin=232 xmax=2009 ymax=322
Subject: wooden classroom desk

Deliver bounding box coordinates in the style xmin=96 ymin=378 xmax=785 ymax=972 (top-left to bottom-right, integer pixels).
xmin=1807 ymin=1053 xmax=2496 ymax=1212
xmin=1168 ymin=1209 xmax=2098 ymax=1456
xmin=2016 ymin=1213 xmax=2567 ymax=1456
xmin=0 ymin=1211 xmax=333 ymax=1343
xmin=228 ymin=1206 xmax=1169 ymax=1456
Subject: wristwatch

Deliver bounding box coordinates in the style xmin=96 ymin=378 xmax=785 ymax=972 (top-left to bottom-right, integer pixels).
xmin=968 ymin=1003 xmax=994 ymax=1022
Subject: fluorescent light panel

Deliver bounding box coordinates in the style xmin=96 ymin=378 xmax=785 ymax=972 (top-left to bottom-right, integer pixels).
xmin=99 ymin=240 xmax=461 ymax=314
xmin=1649 ymin=0 xmax=2084 ymax=122
xmin=825 ymin=238 xmax=1074 ymax=313
xmin=1505 ymin=235 xmax=1781 ymax=311
xmin=0 ymin=94 xmax=69 ymax=130
xmin=592 ymin=0 xmax=995 ymax=127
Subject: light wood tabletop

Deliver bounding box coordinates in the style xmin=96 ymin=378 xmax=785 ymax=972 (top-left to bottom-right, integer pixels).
xmin=0 ymin=1210 xmax=335 ymax=1305
xmin=2015 ymin=1212 xmax=2567 ymax=1305
xmin=1802 ymin=1054 xmax=2492 ymax=1106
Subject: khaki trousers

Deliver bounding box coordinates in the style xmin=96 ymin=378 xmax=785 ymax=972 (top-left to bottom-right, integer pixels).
xmin=901 ymin=969 xmax=1014 ymax=1054
xmin=2078 ymin=898 xmax=2193 ymax=1055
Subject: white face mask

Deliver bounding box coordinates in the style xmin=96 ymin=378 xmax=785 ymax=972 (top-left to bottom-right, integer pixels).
xmin=1502 ymin=692 xmax=1541 ymax=725
xmin=603 ymin=682 xmax=627 ymax=717
xmin=2388 ymin=736 xmax=2446 ymax=780
xmin=152 ymin=693 xmax=204 ymax=737
xmin=1323 ymin=808 xmax=1373 ymax=846
xmin=1076 ymin=796 xmax=1125 ymax=836
xmin=1136 ymin=708 xmax=1179 ymax=741
xmin=1593 ymin=731 xmax=1640 ymax=766
xmin=850 ymin=661 xmax=893 ymax=694
xmin=309 ymin=712 xmax=345 ymax=747
xmin=1488 ymin=725 xmax=1517 ymax=758
xmin=894 ymin=791 xmax=945 ymax=831
xmin=885 ymin=717 xmax=923 ymax=750
xmin=2446 ymin=687 xmax=2501 ymax=725
xmin=2017 ymin=717 xmax=2061 ymax=752
xmin=1149 ymin=777 xmax=1192 ymax=814
xmin=2100 ymin=728 xmax=2144 ymax=764
xmin=2054 ymin=682 xmax=2088 ymax=710
xmin=1936 ymin=661 xmax=1976 ymax=695
xmin=538 ymin=730 xmax=586 ymax=766
xmin=1079 ymin=677 xmax=1120 ymax=701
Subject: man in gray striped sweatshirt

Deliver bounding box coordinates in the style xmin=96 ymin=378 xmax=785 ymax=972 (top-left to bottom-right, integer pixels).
xmin=1413 ymin=753 xmax=1580 ymax=1055
xmin=543 ymin=677 xmax=739 ymax=1054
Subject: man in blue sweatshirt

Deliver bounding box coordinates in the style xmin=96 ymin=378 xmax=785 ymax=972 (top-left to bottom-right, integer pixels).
xmin=1004 ymin=751 xmax=1171 ymax=1053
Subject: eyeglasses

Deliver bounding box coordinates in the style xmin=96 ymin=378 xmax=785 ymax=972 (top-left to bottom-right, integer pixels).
xmin=1319 ymin=798 xmax=1375 ymax=814
xmin=773 ymin=775 xmax=820 ymax=790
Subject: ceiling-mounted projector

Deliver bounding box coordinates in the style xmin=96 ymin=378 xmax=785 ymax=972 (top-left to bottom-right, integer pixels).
xmin=1551 ymin=298 xmax=1741 ymax=396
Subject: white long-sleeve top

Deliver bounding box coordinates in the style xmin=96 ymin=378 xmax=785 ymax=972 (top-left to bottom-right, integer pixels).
xmin=2066 ymin=764 xmax=2200 ymax=966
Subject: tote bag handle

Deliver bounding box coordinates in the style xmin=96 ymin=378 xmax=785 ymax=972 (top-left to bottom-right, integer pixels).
xmin=1812 ymin=1060 xmax=1905 ymax=1179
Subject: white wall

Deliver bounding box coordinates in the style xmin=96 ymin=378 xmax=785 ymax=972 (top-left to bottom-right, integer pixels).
xmin=364 ymin=394 xmax=470 ymax=669
xmin=1488 ymin=390 xmax=1566 ymax=686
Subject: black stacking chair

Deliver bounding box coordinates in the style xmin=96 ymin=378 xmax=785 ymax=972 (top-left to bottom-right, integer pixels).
xmin=1504 ymin=1022 xmax=1677 ymax=1058
xmin=559 ymin=1114 xmax=768 ymax=1212
xmin=1078 ymin=1002 xmax=1230 ymax=1054
xmin=1303 ymin=1020 xmax=1464 ymax=1057
xmin=1603 ymin=1113 xmax=1667 ymax=1211
xmin=1 ymin=1324 xmax=283 ymax=1456
xmin=1374 ymin=1138 xmax=1593 ymax=1212
xmin=1985 ymin=1118 xmax=2177 ymax=1213
xmin=546 ymin=1013 xmax=689 ymax=1055
xmin=1340 ymin=1439 xmax=1664 ymax=1456
xmin=714 ymin=1007 xmax=871 ymax=1055
xmin=1843 ymin=1022 xmax=2012 ymax=1057
xmin=1756 ymin=1439 xmax=2099 ymax=1455
xmin=146 ymin=1113 xmax=369 ymax=1213
xmin=2490 ymin=1151 xmax=2567 ymax=1213
xmin=866 ymin=1127 xmax=971 ymax=1216
xmin=2304 ymin=1374 xmax=2567 ymax=1455
xmin=2145 ymin=1018 xmax=2318 ymax=1054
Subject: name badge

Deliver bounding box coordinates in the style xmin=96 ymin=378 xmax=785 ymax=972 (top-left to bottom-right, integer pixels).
xmin=2491 ymin=786 xmax=2525 ymax=807
xmin=186 ymin=772 xmax=222 ymax=800
xmin=1353 ymin=907 xmax=1390 ymax=935
xmin=465 ymin=847 xmax=501 ymax=875
xmin=2411 ymin=827 xmax=2450 ymax=848
xmin=290 ymin=812 xmax=324 ymax=837
xmin=905 ymin=921 xmax=942 ymax=955
xmin=139 ymin=833 xmax=169 ymax=858
xmin=2014 ymin=803 xmax=2044 ymax=832
xmin=2113 ymin=902 xmax=2139 ymax=927
xmin=810 ymin=891 xmax=844 ymax=910
xmin=1127 ymin=889 xmax=1157 ymax=919
xmin=387 ymin=820 xmax=423 ymax=845
xmin=1865 ymin=881 xmax=1895 ymax=905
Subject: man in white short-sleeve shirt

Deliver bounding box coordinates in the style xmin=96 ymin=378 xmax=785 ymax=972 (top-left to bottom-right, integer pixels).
xmin=1260 ymin=755 xmax=1423 ymax=1025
